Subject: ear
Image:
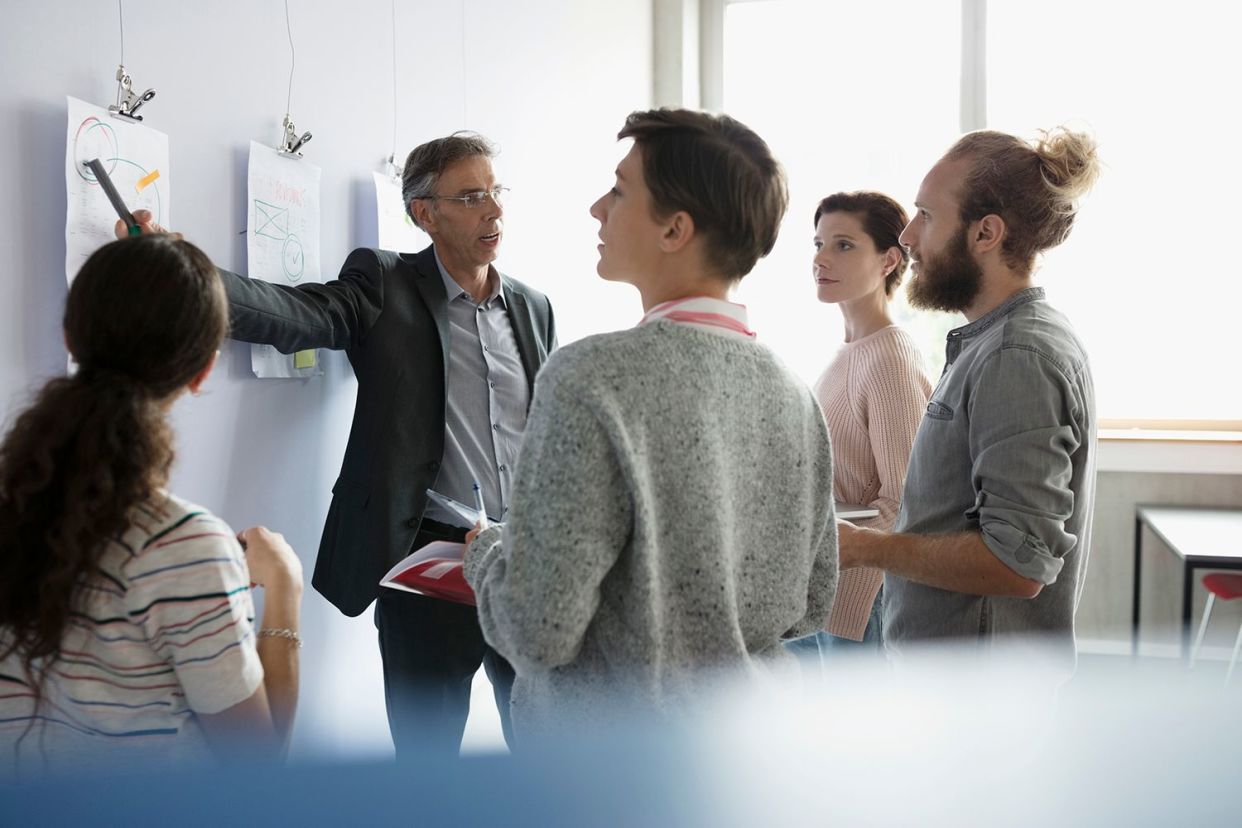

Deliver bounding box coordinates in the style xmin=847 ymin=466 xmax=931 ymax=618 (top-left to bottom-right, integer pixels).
xmin=882 ymin=246 xmax=903 ymax=278
xmin=973 ymin=214 xmax=1006 ymax=255
xmin=410 ymin=199 xmax=435 ymax=232
xmin=187 ymin=351 xmax=219 ymax=395
xmin=658 ymin=211 xmax=696 ymax=254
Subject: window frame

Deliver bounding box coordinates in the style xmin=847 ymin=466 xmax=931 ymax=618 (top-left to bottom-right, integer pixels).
xmin=696 ymin=0 xmax=1242 ymax=438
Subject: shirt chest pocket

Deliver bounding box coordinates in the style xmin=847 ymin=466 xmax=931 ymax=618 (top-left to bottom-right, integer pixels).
xmin=925 ymin=400 xmax=955 ymax=421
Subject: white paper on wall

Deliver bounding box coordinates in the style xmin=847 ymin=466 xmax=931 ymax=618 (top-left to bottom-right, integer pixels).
xmin=247 ymin=140 xmax=323 ymax=378
xmin=65 ymin=96 xmax=170 ymax=286
xmin=373 ymin=171 xmax=426 ymax=253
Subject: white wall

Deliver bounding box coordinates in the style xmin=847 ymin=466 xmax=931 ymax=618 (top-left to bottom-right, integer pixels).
xmin=0 ymin=0 xmax=652 ymax=759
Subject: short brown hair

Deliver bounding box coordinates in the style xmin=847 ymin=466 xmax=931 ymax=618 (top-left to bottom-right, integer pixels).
xmin=813 ymin=191 xmax=910 ymax=297
xmin=401 ymin=131 xmax=497 ymax=228
xmin=618 ymin=109 xmax=788 ymax=280
xmin=944 ymin=128 xmax=1100 ymax=276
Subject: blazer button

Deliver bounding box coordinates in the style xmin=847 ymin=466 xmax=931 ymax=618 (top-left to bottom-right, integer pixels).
xmin=427 ymin=461 xmax=440 ymax=471
xmin=405 ymin=517 xmax=420 ymax=529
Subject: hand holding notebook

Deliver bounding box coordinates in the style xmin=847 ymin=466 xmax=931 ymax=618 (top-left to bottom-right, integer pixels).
xmin=380 ymin=540 xmax=474 ymax=606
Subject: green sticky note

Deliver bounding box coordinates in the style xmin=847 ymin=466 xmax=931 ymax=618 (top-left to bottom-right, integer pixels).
xmin=294 ymin=349 xmax=316 ymax=369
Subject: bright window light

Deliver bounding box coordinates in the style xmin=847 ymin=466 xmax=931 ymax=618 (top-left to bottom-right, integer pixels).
xmin=988 ymin=1 xmax=1242 ymax=423
xmin=724 ymin=0 xmax=962 ymax=386
xmin=726 ymin=0 xmax=1242 ymax=425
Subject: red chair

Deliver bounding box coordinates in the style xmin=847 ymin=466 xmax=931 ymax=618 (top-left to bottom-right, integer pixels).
xmin=1189 ymin=572 xmax=1242 ymax=684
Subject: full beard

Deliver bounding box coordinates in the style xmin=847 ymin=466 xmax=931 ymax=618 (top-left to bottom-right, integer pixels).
xmin=906 ymin=224 xmax=983 ymax=313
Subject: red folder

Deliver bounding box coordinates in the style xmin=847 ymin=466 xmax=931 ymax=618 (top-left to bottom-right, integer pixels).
xmin=379 ymin=540 xmax=476 ymax=606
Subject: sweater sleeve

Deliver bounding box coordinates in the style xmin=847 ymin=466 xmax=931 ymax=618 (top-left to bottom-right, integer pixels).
xmin=857 ymin=335 xmax=931 ymax=531
xmin=463 ymin=364 xmax=633 ymax=672
xmin=784 ymin=496 xmax=839 ymax=640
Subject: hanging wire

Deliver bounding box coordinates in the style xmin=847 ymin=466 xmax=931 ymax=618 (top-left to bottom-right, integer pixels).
xmin=391 ymin=0 xmax=399 ymax=162
xmin=284 ymin=0 xmax=296 ymax=115
xmin=118 ymin=0 xmax=125 ymax=65
xmin=460 ymin=0 xmax=467 ymax=126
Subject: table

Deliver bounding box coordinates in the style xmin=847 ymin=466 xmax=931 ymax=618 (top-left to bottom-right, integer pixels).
xmin=1132 ymin=505 xmax=1242 ymax=660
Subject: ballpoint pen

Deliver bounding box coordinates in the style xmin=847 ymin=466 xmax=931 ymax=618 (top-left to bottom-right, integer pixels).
xmin=472 ymin=481 xmax=489 ymax=529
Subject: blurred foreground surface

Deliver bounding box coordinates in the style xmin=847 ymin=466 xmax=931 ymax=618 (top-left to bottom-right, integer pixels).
xmin=3 ymin=643 xmax=1239 ymax=826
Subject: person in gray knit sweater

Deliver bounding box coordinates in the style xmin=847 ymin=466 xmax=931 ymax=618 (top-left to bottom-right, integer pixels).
xmin=464 ymin=109 xmax=838 ymax=742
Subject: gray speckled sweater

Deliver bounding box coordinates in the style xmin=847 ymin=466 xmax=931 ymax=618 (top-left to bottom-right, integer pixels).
xmin=464 ymin=320 xmax=838 ymax=740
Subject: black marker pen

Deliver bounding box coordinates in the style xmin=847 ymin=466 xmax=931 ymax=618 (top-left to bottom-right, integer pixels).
xmin=84 ymin=158 xmax=141 ymax=237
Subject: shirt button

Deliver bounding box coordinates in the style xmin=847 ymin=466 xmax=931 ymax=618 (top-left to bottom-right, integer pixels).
xmin=492 ymin=423 xmax=500 ymax=431
xmin=483 ymin=345 xmax=490 ymax=352
xmin=489 ymin=381 xmax=496 ymax=389
xmin=499 ymin=464 xmax=508 ymax=472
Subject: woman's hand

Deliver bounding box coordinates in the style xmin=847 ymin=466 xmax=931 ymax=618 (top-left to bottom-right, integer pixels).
xmin=238 ymin=526 xmax=302 ymax=592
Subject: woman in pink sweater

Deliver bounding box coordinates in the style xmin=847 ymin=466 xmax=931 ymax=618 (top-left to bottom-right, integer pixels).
xmin=794 ymin=191 xmax=931 ymax=657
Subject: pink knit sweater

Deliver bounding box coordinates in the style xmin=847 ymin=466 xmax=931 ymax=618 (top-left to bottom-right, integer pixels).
xmin=814 ymin=325 xmax=930 ymax=640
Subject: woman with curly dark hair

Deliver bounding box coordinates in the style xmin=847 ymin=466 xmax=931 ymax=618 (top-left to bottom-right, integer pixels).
xmin=0 ymin=235 xmax=302 ymax=771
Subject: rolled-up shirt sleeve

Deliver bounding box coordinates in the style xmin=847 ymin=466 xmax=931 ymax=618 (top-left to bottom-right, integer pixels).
xmin=965 ymin=347 xmax=1088 ymax=585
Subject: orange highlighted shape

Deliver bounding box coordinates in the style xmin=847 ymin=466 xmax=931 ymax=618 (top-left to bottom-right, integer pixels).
xmin=135 ymin=169 xmax=161 ymax=193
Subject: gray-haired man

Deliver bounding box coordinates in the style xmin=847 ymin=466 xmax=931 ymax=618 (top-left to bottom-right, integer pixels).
xmin=216 ymin=133 xmax=557 ymax=756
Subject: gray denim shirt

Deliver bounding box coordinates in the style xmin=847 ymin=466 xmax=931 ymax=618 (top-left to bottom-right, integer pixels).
xmin=883 ymin=288 xmax=1096 ymax=662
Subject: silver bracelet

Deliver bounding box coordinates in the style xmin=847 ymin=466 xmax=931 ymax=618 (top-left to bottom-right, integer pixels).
xmin=257 ymin=628 xmax=302 ymax=648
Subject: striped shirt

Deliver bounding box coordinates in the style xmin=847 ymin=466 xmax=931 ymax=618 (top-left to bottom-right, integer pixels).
xmin=639 ymin=296 xmax=756 ymax=341
xmin=0 ymin=494 xmax=262 ymax=773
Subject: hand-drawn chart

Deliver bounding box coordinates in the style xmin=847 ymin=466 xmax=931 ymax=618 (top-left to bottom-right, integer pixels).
xmin=64 ymin=96 xmax=170 ymax=286
xmin=247 ymin=140 xmax=322 ymax=378
xmin=254 ymin=198 xmax=306 ymax=281
xmin=373 ymin=171 xmax=427 ymax=253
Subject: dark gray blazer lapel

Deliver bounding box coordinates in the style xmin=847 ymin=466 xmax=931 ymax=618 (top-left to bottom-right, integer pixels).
xmin=502 ymin=282 xmax=541 ymax=397
xmin=410 ymin=246 xmax=451 ymax=393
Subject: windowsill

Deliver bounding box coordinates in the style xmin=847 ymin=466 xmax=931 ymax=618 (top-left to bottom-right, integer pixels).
xmin=1099 ymin=428 xmax=1242 ymax=444
xmin=1097 ymin=433 xmax=1242 ymax=475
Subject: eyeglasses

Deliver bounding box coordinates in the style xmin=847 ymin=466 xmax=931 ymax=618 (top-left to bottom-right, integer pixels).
xmin=418 ymin=186 xmax=509 ymax=209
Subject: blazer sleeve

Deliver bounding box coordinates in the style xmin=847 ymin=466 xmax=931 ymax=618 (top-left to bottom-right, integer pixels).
xmin=220 ymin=248 xmax=387 ymax=353
xmin=544 ymin=296 xmax=558 ymax=352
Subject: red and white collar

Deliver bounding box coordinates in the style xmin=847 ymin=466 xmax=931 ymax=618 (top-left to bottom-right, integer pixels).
xmin=638 ymin=296 xmax=756 ymax=341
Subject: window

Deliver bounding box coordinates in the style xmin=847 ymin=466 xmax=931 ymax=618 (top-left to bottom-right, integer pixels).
xmin=719 ymin=0 xmax=1242 ymax=425
xmin=988 ymin=0 xmax=1242 ymax=424
xmin=723 ymin=0 xmax=962 ymax=387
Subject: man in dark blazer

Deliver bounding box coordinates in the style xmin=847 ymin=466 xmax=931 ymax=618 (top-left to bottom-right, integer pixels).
xmin=129 ymin=133 xmax=555 ymax=757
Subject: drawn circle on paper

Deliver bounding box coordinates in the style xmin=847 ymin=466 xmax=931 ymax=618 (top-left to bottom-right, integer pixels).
xmin=282 ymin=235 xmax=305 ymax=282
xmin=74 ymin=118 xmax=119 ymax=181
xmin=106 ymin=157 xmax=163 ymax=226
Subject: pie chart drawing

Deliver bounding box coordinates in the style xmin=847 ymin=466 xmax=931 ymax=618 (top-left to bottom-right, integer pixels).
xmin=73 ymin=116 xmax=163 ymax=224
xmin=282 ymin=235 xmax=305 ymax=282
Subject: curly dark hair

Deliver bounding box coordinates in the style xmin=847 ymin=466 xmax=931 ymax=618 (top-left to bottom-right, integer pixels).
xmin=0 ymin=234 xmax=227 ymax=703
